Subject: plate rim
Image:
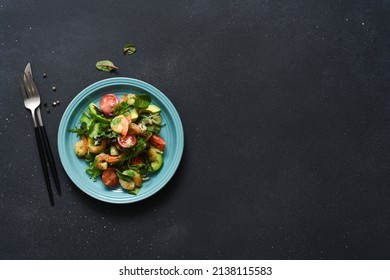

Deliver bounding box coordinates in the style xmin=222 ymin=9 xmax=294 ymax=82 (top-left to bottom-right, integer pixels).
xmin=57 ymin=77 xmax=184 ymax=204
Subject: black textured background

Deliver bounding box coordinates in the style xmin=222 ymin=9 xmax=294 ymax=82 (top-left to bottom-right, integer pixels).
xmin=0 ymin=0 xmax=390 ymax=259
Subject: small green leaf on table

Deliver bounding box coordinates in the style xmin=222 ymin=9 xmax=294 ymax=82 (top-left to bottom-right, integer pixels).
xmin=96 ymin=60 xmax=119 ymax=72
xmin=123 ymin=44 xmax=136 ymax=55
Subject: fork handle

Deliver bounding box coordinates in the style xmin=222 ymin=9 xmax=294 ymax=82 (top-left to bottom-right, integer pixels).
xmin=38 ymin=126 xmax=61 ymax=196
xmin=34 ymin=127 xmax=54 ymax=206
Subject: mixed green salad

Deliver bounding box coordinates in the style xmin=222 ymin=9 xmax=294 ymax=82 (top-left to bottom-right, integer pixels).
xmin=69 ymin=92 xmax=166 ymax=194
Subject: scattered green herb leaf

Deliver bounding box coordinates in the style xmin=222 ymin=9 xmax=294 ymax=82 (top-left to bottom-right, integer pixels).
xmin=96 ymin=60 xmax=119 ymax=72
xmin=123 ymin=44 xmax=136 ymax=55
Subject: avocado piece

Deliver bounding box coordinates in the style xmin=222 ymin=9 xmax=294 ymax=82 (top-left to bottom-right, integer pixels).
xmin=130 ymin=109 xmax=139 ymax=121
xmin=141 ymin=104 xmax=161 ymax=114
xmin=88 ymin=103 xmax=111 ymax=124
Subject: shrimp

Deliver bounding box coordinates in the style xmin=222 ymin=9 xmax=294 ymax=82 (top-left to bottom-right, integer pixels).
xmin=94 ymin=153 xmax=122 ymax=170
xmin=119 ymin=170 xmax=142 ymax=190
xmin=110 ymin=115 xmax=130 ymax=136
xmin=119 ymin=179 xmax=135 ymax=191
xmin=74 ymin=135 xmax=88 ymax=157
xmin=133 ymin=172 xmax=142 ymax=187
xmin=88 ymin=138 xmax=107 ymax=154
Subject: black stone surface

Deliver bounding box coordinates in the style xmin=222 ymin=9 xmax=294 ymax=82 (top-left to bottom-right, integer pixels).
xmin=0 ymin=0 xmax=389 ymax=259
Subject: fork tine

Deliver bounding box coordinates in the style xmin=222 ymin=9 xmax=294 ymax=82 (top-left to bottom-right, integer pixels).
xmin=25 ymin=72 xmax=39 ymax=98
xmin=23 ymin=73 xmax=34 ymax=98
xmin=24 ymin=73 xmax=39 ymax=98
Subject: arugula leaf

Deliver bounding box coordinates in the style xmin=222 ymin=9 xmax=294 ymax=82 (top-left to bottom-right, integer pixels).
xmin=147 ymin=124 xmax=161 ymax=134
xmin=80 ymin=110 xmax=94 ymax=127
xmin=132 ymin=137 xmax=149 ymax=157
xmin=78 ymin=111 xmax=93 ymax=135
xmin=96 ymin=60 xmax=119 ymax=72
xmin=101 ymin=128 xmax=118 ymax=139
xmin=132 ymin=163 xmax=149 ymax=176
xmin=88 ymin=122 xmax=101 ymax=139
xmin=69 ymin=110 xmax=96 ymax=136
xmin=68 ymin=123 xmax=87 ymax=137
xmin=113 ymin=101 xmax=131 ymax=116
xmin=86 ymin=163 xmax=102 ymax=181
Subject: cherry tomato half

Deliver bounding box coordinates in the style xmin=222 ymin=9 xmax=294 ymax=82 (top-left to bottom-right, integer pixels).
xmin=101 ymin=168 xmax=119 ymax=187
xmin=100 ymin=93 xmax=119 ymax=116
xmin=117 ymin=134 xmax=137 ymax=148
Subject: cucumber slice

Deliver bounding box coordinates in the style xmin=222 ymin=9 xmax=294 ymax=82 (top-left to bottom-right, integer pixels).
xmin=150 ymin=152 xmax=163 ymax=171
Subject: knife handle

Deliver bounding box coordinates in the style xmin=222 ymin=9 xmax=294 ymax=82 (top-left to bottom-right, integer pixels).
xmin=34 ymin=127 xmax=54 ymax=206
xmin=38 ymin=125 xmax=61 ymax=196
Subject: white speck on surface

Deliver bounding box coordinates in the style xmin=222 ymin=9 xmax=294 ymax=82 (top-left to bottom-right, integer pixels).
xmin=362 ymin=22 xmax=365 ymax=25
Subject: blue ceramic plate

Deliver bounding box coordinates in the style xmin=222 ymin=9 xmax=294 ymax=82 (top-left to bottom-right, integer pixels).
xmin=58 ymin=77 xmax=184 ymax=203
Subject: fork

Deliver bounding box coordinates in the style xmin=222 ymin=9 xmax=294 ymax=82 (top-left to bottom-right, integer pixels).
xmin=19 ymin=74 xmax=55 ymax=206
xmin=23 ymin=66 xmax=61 ymax=194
